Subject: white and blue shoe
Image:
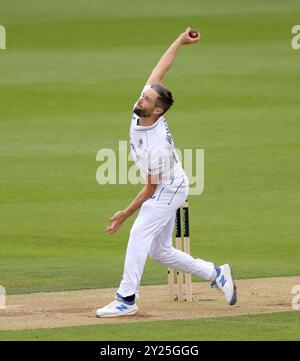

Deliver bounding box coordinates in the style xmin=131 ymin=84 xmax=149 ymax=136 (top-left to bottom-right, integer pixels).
xmin=96 ymin=295 xmax=139 ymax=318
xmin=212 ymin=264 xmax=237 ymax=306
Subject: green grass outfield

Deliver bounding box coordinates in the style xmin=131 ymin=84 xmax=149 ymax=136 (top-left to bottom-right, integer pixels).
xmin=0 ymin=0 xmax=299 ymax=340
xmin=0 ymin=312 xmax=299 ymax=341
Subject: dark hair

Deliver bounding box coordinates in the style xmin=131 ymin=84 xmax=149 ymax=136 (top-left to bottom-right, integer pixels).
xmin=150 ymin=83 xmax=174 ymax=115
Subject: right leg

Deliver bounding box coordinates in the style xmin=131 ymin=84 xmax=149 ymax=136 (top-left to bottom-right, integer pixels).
xmin=149 ymin=212 xmax=216 ymax=282
xmin=149 ymin=212 xmax=237 ymax=306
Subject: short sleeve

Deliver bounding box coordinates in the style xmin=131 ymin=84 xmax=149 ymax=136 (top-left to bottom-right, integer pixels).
xmin=146 ymin=148 xmax=172 ymax=175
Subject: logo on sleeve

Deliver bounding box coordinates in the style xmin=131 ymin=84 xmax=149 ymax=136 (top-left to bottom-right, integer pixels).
xmin=163 ymin=120 xmax=173 ymax=145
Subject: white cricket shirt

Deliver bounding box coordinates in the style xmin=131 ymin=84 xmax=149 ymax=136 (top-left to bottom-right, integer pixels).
xmin=130 ymin=85 xmax=186 ymax=184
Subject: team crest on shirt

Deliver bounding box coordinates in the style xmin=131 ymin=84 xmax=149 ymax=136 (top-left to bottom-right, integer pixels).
xmin=138 ymin=138 xmax=143 ymax=148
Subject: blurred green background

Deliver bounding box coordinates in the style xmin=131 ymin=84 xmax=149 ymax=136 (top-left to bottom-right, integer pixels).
xmin=0 ymin=0 xmax=299 ymax=295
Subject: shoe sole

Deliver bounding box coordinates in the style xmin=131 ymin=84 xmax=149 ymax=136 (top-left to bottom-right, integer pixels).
xmin=96 ymin=308 xmax=139 ymax=318
xmin=226 ymin=264 xmax=237 ymax=306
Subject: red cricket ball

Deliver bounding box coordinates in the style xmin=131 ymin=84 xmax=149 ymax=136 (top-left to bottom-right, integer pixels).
xmin=188 ymin=30 xmax=199 ymax=38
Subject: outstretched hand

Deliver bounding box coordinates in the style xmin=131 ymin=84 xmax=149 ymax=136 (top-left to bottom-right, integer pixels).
xmin=179 ymin=27 xmax=201 ymax=45
xmin=105 ymin=210 xmax=127 ymax=234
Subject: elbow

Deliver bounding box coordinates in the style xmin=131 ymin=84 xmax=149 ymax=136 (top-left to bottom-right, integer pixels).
xmin=145 ymin=183 xmax=157 ymax=197
xmin=150 ymin=184 xmax=157 ymax=195
xmin=145 ymin=173 xmax=159 ymax=196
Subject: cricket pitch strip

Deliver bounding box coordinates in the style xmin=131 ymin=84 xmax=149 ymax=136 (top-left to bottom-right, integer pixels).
xmin=0 ymin=276 xmax=299 ymax=331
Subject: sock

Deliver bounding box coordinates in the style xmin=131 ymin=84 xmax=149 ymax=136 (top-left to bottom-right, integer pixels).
xmin=116 ymin=292 xmax=135 ymax=305
xmin=123 ymin=294 xmax=135 ymax=303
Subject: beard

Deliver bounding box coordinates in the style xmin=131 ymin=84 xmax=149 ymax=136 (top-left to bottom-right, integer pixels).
xmin=133 ymin=105 xmax=151 ymax=117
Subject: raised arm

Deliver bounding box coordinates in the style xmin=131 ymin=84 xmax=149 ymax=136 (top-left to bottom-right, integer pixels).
xmin=146 ymin=26 xmax=200 ymax=85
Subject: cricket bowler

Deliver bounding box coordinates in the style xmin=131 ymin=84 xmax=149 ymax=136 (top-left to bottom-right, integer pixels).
xmin=96 ymin=27 xmax=237 ymax=317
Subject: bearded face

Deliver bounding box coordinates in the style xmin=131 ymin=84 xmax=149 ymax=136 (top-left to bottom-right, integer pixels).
xmin=133 ymin=103 xmax=154 ymax=117
xmin=134 ymin=88 xmax=163 ymax=118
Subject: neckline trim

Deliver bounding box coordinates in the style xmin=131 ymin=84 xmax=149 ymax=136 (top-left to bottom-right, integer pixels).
xmin=132 ymin=115 xmax=163 ymax=131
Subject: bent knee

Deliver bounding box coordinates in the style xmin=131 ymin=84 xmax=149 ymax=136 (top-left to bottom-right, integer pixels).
xmin=149 ymin=248 xmax=173 ymax=262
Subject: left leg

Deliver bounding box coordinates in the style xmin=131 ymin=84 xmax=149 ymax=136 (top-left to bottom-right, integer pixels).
xmin=96 ymin=198 xmax=175 ymax=318
xmin=116 ymin=201 xmax=175 ymax=298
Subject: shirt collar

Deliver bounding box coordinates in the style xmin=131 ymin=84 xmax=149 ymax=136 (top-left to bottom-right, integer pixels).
xmin=132 ymin=115 xmax=164 ymax=131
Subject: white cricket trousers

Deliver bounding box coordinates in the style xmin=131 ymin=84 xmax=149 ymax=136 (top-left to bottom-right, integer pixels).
xmin=117 ymin=175 xmax=216 ymax=298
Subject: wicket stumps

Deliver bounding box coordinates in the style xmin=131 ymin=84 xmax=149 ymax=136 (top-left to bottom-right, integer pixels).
xmin=167 ymin=199 xmax=192 ymax=302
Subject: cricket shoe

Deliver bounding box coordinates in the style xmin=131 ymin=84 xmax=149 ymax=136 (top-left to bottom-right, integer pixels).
xmin=213 ymin=264 xmax=237 ymax=306
xmin=96 ymin=298 xmax=139 ymax=318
